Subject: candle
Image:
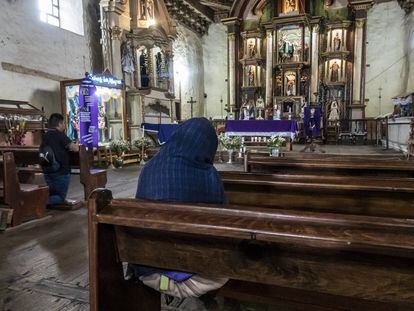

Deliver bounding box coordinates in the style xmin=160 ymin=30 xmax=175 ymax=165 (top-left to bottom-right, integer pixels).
xmin=142 ymin=125 xmax=145 ymax=138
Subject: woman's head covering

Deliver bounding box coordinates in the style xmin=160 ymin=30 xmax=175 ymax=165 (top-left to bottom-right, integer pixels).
xmin=136 ymin=118 xmax=225 ymax=204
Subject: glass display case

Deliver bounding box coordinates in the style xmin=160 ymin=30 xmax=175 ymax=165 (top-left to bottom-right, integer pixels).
xmin=0 ymin=99 xmax=45 ymax=146
xmin=61 ymin=74 xmax=126 ymax=145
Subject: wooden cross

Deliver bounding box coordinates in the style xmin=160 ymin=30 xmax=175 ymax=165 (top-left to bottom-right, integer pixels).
xmin=187 ymin=97 xmax=196 ymax=118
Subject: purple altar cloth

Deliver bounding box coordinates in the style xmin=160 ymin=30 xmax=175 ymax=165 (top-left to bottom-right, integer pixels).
xmin=225 ymin=120 xmax=298 ymax=138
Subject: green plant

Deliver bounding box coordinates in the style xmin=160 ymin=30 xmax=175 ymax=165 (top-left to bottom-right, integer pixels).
xmin=218 ymin=133 xmax=243 ymax=150
xmin=133 ymin=137 xmax=151 ymax=151
xmin=267 ymin=135 xmax=285 ymax=148
xmin=110 ymin=140 xmax=131 ymax=157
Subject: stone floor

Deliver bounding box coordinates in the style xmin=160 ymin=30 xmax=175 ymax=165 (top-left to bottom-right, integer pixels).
xmin=0 ymin=145 xmax=402 ymax=310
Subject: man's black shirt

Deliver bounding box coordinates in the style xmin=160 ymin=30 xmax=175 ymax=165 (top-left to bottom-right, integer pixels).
xmin=41 ymin=129 xmax=72 ymax=174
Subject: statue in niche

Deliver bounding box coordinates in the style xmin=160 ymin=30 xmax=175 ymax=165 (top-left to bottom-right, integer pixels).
xmin=248 ymin=41 xmax=257 ymax=58
xmin=121 ymin=41 xmax=135 ymax=74
xmin=328 ymin=98 xmax=341 ymax=121
xmin=155 ymin=51 xmax=162 ymax=77
xmin=247 ymin=100 xmax=257 ymax=119
xmin=140 ymin=0 xmax=147 ymax=20
xmin=285 ymin=0 xmax=297 ymax=12
xmin=304 ymin=42 xmax=309 ymax=62
xmin=240 ymin=95 xmax=249 ymax=120
xmin=330 ymin=61 xmax=340 ymax=83
xmin=279 ymin=37 xmax=294 ymax=63
xmin=285 ymin=73 xmax=296 ymax=96
xmin=248 ymin=67 xmax=255 ymax=86
xmin=140 ymin=50 xmax=150 ymax=87
xmin=147 ymin=0 xmax=154 ymax=20
xmin=333 ymin=33 xmax=341 ymax=51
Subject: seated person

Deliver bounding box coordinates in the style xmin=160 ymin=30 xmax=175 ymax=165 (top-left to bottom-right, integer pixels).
xmin=128 ymin=118 xmax=228 ymax=299
xmin=40 ymin=113 xmax=79 ymax=206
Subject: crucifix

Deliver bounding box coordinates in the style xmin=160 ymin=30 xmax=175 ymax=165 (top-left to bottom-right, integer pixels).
xmin=187 ymin=97 xmax=196 ymax=118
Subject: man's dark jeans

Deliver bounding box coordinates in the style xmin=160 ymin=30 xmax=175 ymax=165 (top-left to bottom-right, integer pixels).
xmin=44 ymin=173 xmax=70 ymax=205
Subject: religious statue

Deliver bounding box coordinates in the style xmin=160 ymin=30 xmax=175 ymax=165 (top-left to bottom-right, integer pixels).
xmin=248 ymin=67 xmax=255 ymax=86
xmin=304 ymin=42 xmax=309 ymax=62
xmin=156 ymin=51 xmax=162 ymax=77
xmin=140 ymin=0 xmax=147 ymax=20
xmin=285 ymin=73 xmax=296 ymax=96
xmin=121 ymin=41 xmax=135 ymax=74
xmin=247 ymin=100 xmax=257 ymax=119
xmin=333 ymin=33 xmax=341 ymax=51
xmin=285 ymin=0 xmax=297 ymax=12
xmin=279 ymin=38 xmax=294 ymax=63
xmin=67 ymin=97 xmax=79 ymax=141
xmin=240 ymin=94 xmax=249 ymax=120
xmin=248 ymin=41 xmax=257 ymax=58
xmin=140 ymin=50 xmax=150 ymax=87
xmin=256 ymin=96 xmax=265 ymax=120
xmin=328 ymin=98 xmax=340 ymax=121
xmin=330 ymin=61 xmax=340 ymax=83
xmin=147 ymin=0 xmax=154 ymax=20
xmin=273 ymin=105 xmax=281 ymax=120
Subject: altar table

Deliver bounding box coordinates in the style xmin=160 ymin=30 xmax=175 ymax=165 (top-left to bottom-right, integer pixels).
xmin=141 ymin=123 xmax=180 ymax=144
xmin=225 ymin=120 xmax=298 ymax=138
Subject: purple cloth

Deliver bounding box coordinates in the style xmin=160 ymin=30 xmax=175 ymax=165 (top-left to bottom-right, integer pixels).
xmin=304 ymin=107 xmax=322 ymax=137
xmin=225 ymin=120 xmax=298 ymax=137
xmin=78 ymin=77 xmax=99 ymax=148
xmin=141 ymin=123 xmax=179 ymax=144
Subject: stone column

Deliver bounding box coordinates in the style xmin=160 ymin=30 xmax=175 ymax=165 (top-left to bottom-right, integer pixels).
xmin=110 ymin=26 xmax=123 ymax=79
xmin=350 ymin=0 xmax=373 ymax=119
xmin=352 ymin=19 xmax=364 ymax=109
xmin=222 ymin=17 xmax=240 ymax=117
xmin=228 ymin=32 xmax=237 ymax=113
xmin=310 ymin=24 xmax=320 ymax=102
xmin=265 ymin=30 xmax=273 ymax=106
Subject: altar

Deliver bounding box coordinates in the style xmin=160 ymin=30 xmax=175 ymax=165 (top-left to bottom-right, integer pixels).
xmin=225 ymin=120 xmax=298 ymax=138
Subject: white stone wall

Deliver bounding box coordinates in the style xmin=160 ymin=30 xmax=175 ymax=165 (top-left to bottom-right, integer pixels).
xmin=202 ymin=23 xmax=228 ymax=119
xmin=365 ymin=2 xmax=413 ymax=117
xmin=173 ymin=25 xmax=205 ymax=119
xmin=0 ymin=0 xmax=101 ymax=115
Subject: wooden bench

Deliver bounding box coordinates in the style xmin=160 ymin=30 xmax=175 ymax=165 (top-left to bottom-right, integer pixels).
xmin=88 ymin=189 xmax=414 ymax=310
xmin=221 ymin=171 xmax=414 ymax=218
xmin=79 ymin=146 xmax=107 ymax=201
xmin=244 ymin=152 xmax=414 ymax=177
xmin=0 ymin=152 xmax=48 ymax=227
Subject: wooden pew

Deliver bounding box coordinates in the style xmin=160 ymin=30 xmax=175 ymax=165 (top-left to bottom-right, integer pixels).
xmin=0 ymin=152 xmax=48 ymax=227
xmin=244 ymin=152 xmax=414 ymax=177
xmin=220 ymin=171 xmax=414 ymax=218
xmin=88 ymin=189 xmax=414 ymax=310
xmin=79 ymin=146 xmax=107 ymax=200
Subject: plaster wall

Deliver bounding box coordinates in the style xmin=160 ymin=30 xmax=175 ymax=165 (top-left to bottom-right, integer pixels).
xmin=202 ymin=23 xmax=228 ymax=119
xmin=0 ymin=0 xmax=102 ymax=115
xmin=173 ymin=25 xmax=205 ymax=119
xmin=365 ymin=1 xmax=413 ymax=117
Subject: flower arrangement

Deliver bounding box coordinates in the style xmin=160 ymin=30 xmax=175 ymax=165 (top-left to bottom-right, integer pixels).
xmin=110 ymin=139 xmax=131 ymax=157
xmin=218 ymin=133 xmax=243 ymax=150
xmin=133 ymin=137 xmax=151 ymax=151
xmin=267 ymin=135 xmax=285 ymax=149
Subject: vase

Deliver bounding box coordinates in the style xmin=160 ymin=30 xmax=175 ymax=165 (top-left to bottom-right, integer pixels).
xmin=270 ymin=148 xmax=280 ymax=157
xmin=227 ymin=149 xmax=233 ymax=164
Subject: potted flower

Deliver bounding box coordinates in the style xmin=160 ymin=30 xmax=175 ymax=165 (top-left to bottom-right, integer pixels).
xmin=110 ymin=140 xmax=131 ymax=168
xmin=267 ymin=135 xmax=285 ymax=157
xmin=218 ymin=134 xmax=243 ymax=164
xmin=133 ymin=137 xmax=151 ymax=163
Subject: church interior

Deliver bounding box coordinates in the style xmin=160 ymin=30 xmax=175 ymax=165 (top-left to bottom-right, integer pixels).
xmin=1 ymin=0 xmax=414 ymax=310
